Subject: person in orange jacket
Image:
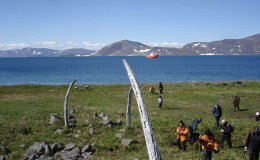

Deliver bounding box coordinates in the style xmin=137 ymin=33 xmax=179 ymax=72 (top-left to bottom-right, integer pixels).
xmin=176 ymin=120 xmax=189 ymax=151
xmin=199 ymin=128 xmax=219 ymax=160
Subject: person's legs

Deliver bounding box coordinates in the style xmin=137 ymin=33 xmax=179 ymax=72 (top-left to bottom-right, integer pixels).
xmin=159 ymin=103 xmax=162 ymax=108
xmin=237 ymin=104 xmax=240 ymax=110
xmin=219 ymin=135 xmax=225 ymax=149
xmin=226 ymin=136 xmax=232 ymax=148
xmin=176 ymin=139 xmax=182 ymax=150
xmin=181 ymin=141 xmax=187 ymax=151
xmin=203 ymin=150 xmax=212 ymax=160
xmin=215 ymin=117 xmax=220 ymax=128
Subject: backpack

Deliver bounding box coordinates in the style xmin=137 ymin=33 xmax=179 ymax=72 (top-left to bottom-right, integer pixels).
xmin=229 ymin=124 xmax=234 ymax=133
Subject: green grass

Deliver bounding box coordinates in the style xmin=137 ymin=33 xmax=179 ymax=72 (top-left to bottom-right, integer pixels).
xmin=0 ymin=82 xmax=260 ymax=159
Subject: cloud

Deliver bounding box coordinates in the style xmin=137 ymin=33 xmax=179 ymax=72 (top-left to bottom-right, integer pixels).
xmin=82 ymin=41 xmax=107 ymax=50
xmin=0 ymin=43 xmax=29 ymax=50
xmin=34 ymin=41 xmax=59 ymax=48
xmin=145 ymin=42 xmax=185 ymax=48
xmin=0 ymin=41 xmax=184 ymax=51
xmin=0 ymin=41 xmax=107 ymax=50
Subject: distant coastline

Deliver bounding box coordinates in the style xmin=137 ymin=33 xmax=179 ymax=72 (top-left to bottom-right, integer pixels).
xmin=0 ymin=33 xmax=260 ymax=57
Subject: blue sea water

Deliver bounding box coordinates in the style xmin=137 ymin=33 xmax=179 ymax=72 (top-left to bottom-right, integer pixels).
xmin=0 ymin=56 xmax=260 ymax=85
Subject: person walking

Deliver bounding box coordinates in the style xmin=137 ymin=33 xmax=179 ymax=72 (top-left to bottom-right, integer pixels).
xmin=176 ymin=120 xmax=189 ymax=151
xmin=158 ymin=95 xmax=163 ymax=109
xmin=212 ymin=103 xmax=222 ymax=129
xmin=233 ymin=94 xmax=240 ymax=110
xmin=219 ymin=119 xmax=233 ymax=149
xmin=199 ymin=128 xmax=219 ymax=160
xmin=188 ymin=118 xmax=202 ymax=144
xmin=159 ymin=82 xmax=163 ymax=94
xmin=244 ymin=126 xmax=260 ymax=160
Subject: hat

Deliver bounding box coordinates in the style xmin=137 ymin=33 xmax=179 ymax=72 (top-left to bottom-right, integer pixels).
xmin=205 ymin=128 xmax=212 ymax=135
xmin=256 ymin=112 xmax=260 ymax=116
xmin=179 ymin=120 xmax=184 ymax=124
xmin=253 ymin=126 xmax=259 ymax=133
xmin=221 ymin=119 xmax=227 ymax=124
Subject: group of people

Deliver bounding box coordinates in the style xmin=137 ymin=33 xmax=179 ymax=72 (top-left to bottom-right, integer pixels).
xmin=176 ymin=116 xmax=259 ymax=160
xmin=149 ymin=83 xmax=259 ymax=160
xmin=175 ymin=96 xmax=258 ymax=160
xmin=149 ymin=82 xmax=164 ymax=109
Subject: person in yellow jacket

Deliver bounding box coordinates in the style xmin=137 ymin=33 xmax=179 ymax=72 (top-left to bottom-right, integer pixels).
xmin=176 ymin=120 xmax=189 ymax=151
xmin=199 ymin=128 xmax=219 ymax=160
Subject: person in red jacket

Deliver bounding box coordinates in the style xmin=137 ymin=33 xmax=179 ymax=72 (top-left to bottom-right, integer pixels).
xmin=176 ymin=120 xmax=189 ymax=151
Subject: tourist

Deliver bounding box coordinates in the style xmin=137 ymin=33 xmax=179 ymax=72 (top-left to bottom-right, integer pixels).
xmin=212 ymin=102 xmax=222 ymax=129
xmin=233 ymin=94 xmax=240 ymax=110
xmin=176 ymin=120 xmax=189 ymax=151
xmin=159 ymin=82 xmax=163 ymax=94
xmin=188 ymin=118 xmax=202 ymax=144
xmin=244 ymin=126 xmax=260 ymax=160
xmin=158 ymin=95 xmax=163 ymax=109
xmin=199 ymin=128 xmax=219 ymax=160
xmin=253 ymin=112 xmax=260 ymax=122
xmin=219 ymin=119 xmax=233 ymax=149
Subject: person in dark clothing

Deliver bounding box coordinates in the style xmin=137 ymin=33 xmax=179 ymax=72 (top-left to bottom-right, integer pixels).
xmin=158 ymin=95 xmax=163 ymax=109
xmin=233 ymin=94 xmax=240 ymax=110
xmin=253 ymin=112 xmax=260 ymax=122
xmin=188 ymin=118 xmax=202 ymax=144
xmin=219 ymin=119 xmax=233 ymax=149
xmin=159 ymin=82 xmax=163 ymax=94
xmin=212 ymin=103 xmax=222 ymax=129
xmin=244 ymin=126 xmax=260 ymax=160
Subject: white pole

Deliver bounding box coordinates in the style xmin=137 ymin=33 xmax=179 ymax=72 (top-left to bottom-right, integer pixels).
xmin=122 ymin=59 xmax=161 ymax=160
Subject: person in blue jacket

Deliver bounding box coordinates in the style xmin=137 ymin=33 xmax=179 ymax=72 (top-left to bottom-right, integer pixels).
xmin=188 ymin=118 xmax=202 ymax=144
xmin=212 ymin=103 xmax=222 ymax=129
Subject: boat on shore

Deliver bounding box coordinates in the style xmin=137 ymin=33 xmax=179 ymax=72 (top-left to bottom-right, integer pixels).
xmin=146 ymin=53 xmax=158 ymax=58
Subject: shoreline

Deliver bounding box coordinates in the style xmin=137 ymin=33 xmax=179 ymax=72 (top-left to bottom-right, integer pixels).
xmin=1 ymin=80 xmax=260 ymax=86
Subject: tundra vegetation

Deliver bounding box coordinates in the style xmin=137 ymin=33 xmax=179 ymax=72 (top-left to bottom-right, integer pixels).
xmin=0 ymin=81 xmax=259 ymax=159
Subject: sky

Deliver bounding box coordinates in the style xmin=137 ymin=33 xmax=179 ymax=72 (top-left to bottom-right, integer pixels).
xmin=0 ymin=0 xmax=260 ymax=50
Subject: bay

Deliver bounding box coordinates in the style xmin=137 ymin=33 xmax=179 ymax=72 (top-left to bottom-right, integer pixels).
xmin=0 ymin=56 xmax=260 ymax=85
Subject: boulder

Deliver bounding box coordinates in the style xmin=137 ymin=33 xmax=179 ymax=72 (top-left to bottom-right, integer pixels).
xmin=0 ymin=145 xmax=10 ymax=155
xmin=89 ymin=127 xmax=94 ymax=135
xmin=102 ymin=116 xmax=110 ymax=125
xmin=93 ymin=112 xmax=98 ymax=118
xmin=0 ymin=155 xmax=6 ymax=160
xmin=121 ymin=139 xmax=139 ymax=147
xmin=51 ymin=143 xmax=65 ymax=154
xmin=98 ymin=113 xmax=106 ymax=118
xmin=56 ymin=143 xmax=80 ymax=160
xmin=49 ymin=114 xmax=62 ymax=125
xmin=81 ymin=144 xmax=92 ymax=153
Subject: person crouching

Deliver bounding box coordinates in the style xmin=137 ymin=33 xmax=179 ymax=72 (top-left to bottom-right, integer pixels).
xmin=176 ymin=120 xmax=189 ymax=151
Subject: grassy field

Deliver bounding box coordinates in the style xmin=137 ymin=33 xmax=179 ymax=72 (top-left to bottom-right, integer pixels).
xmin=0 ymin=81 xmax=260 ymax=160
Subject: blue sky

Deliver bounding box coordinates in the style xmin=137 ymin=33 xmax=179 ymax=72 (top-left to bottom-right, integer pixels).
xmin=0 ymin=0 xmax=260 ymax=50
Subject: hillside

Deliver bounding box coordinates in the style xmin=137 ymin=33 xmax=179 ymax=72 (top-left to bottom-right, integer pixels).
xmin=1 ymin=33 xmax=260 ymax=57
xmin=95 ymin=34 xmax=260 ymax=56
xmin=0 ymin=48 xmax=96 ymax=57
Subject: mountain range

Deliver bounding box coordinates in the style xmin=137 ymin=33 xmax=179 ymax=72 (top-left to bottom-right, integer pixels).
xmin=0 ymin=33 xmax=259 ymax=57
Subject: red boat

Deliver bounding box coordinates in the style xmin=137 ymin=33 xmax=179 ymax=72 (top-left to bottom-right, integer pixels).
xmin=146 ymin=53 xmax=159 ymax=58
